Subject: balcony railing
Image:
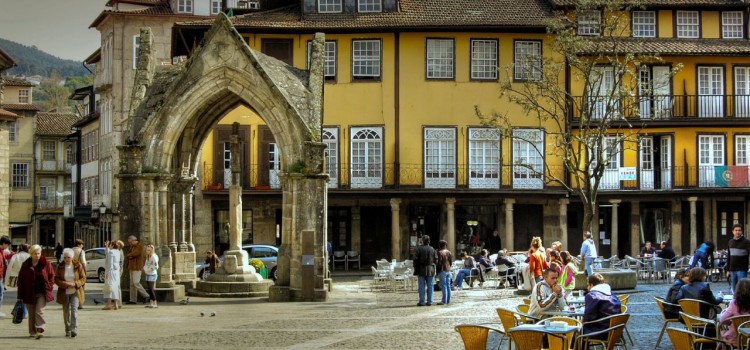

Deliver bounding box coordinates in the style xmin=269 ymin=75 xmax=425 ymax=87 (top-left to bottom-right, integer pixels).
xmin=571 ymin=94 xmax=750 ymax=120
xmin=36 ymin=160 xmax=74 ymax=172
xmin=36 ymin=195 xmax=71 ymax=210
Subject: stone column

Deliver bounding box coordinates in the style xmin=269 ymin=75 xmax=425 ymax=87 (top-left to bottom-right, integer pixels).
xmin=170 ymin=178 xmax=197 ymax=286
xmin=609 ymin=199 xmax=621 ymax=258
xmin=689 ymin=196 xmax=698 ymax=255
xmin=351 ymin=206 xmax=361 ymax=254
xmin=445 ymin=198 xmax=456 ymax=254
xmin=671 ymin=199 xmax=683 ymax=256
xmin=630 ymin=201 xmax=640 ymax=257
xmin=504 ymin=199 xmax=515 ymax=251
xmin=558 ymin=198 xmax=569 ymax=249
xmin=390 ymin=198 xmax=401 ymax=260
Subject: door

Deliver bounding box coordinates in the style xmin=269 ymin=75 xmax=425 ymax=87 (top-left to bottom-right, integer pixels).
xmin=468 ymin=128 xmax=500 ymax=189
xmin=639 ymin=66 xmax=671 ymax=118
xmin=360 ymin=206 xmax=392 ymax=263
xmin=599 ymin=136 xmax=621 ymax=190
xmin=734 ymin=67 xmax=750 ymax=117
xmin=698 ymin=66 xmax=724 ymax=118
xmin=268 ymin=143 xmax=281 ymax=189
xmin=640 ymin=137 xmax=654 ymax=189
xmin=660 ymin=136 xmax=673 ymax=189
xmin=327 ymin=207 xmax=351 ymax=251
xmin=717 ymin=201 xmax=745 ymax=250
xmin=640 ymin=135 xmax=672 ymax=190
xmin=698 ymin=135 xmax=725 ymax=187
xmin=513 ymin=204 xmax=543 ymax=251
xmin=590 ymin=66 xmax=617 ymax=119
xmin=323 ymin=128 xmax=339 ymax=188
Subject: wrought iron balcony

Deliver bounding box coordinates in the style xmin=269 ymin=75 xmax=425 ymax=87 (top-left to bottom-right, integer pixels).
xmin=571 ymin=94 xmax=750 ymax=120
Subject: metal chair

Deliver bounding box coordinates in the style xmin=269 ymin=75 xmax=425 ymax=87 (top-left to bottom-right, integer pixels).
xmin=681 ymin=311 xmax=719 ymax=342
xmin=508 ymin=327 xmax=565 ymax=350
xmin=370 ymin=266 xmax=389 ymax=291
xmin=495 ymin=307 xmax=521 ymax=350
xmin=332 ymin=251 xmax=347 ymax=271
xmin=738 ymin=320 xmax=750 ymax=350
xmin=653 ymin=296 xmax=681 ymax=349
xmin=653 ymin=258 xmax=670 ymax=282
xmin=576 ymin=323 xmax=626 ymax=350
xmin=679 ymin=298 xmax=723 ymax=320
xmin=515 ymin=304 xmax=540 ymax=324
xmin=346 ymin=250 xmax=361 ymax=270
xmin=725 ymin=315 xmax=750 ymax=349
xmin=581 ymin=313 xmax=630 ymax=349
xmin=454 ymin=323 xmax=504 ymax=350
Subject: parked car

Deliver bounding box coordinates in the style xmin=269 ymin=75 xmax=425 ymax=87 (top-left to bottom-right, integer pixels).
xmin=196 ymin=245 xmax=278 ymax=280
xmin=84 ymin=247 xmax=107 ymax=283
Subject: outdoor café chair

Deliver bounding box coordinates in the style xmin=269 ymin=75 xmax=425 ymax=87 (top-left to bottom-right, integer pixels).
xmin=653 ymin=296 xmax=681 ymax=349
xmin=725 ymin=315 xmax=750 ymax=349
xmin=679 ymin=298 xmax=723 ymax=320
xmin=508 ymin=327 xmax=565 ymax=350
xmin=535 ymin=317 xmax=581 ymax=349
xmin=575 ymin=323 xmax=626 ymax=350
xmin=454 ymin=323 xmax=504 ymax=350
xmin=666 ymin=327 xmax=731 ymax=350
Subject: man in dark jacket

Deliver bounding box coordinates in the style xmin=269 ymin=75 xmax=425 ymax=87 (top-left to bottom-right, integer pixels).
xmin=582 ymin=273 xmax=622 ymax=339
xmin=727 ymin=223 xmax=750 ymax=293
xmin=657 ymin=241 xmax=676 ymax=260
xmin=495 ymin=249 xmax=517 ymax=288
xmin=414 ymin=235 xmax=437 ymax=306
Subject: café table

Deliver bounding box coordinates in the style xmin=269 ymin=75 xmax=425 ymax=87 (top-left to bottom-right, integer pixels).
xmin=541 ymin=306 xmax=586 ymax=319
xmin=510 ymin=323 xmax=580 ymax=349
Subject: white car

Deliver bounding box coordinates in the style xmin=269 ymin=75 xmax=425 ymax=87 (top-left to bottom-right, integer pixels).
xmin=84 ymin=248 xmax=107 ymax=283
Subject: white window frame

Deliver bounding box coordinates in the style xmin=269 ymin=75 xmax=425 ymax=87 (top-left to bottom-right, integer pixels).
xmin=323 ymin=128 xmax=339 ymax=188
xmin=357 ymin=0 xmax=381 ymax=13
xmin=512 ymin=129 xmax=544 ymax=189
xmin=350 ymin=127 xmax=383 ymax=189
xmin=698 ymin=66 xmax=724 ymax=118
xmin=352 ymin=40 xmax=381 ymax=79
xmin=177 ymin=0 xmax=193 ymax=13
xmin=578 ymin=10 xmax=601 ymax=36
xmin=43 ymin=140 xmax=56 ymax=160
xmin=211 ymin=0 xmax=222 ymax=14
xmin=424 ymin=128 xmax=456 ymax=189
xmin=698 ymin=134 xmax=725 ymax=187
xmin=632 ymin=11 xmax=656 ymax=38
xmin=736 ymin=66 xmax=750 ymax=117
xmin=133 ymin=35 xmax=140 ymax=69
xmin=11 ymin=162 xmax=29 ymax=188
xmin=426 ymin=39 xmax=454 ymax=79
xmin=514 ymin=40 xmax=542 ymax=81
xmin=318 ymin=0 xmax=342 ymax=13
xmin=722 ymin=11 xmax=744 ymax=39
xmin=468 ymin=128 xmax=500 ymax=189
xmin=676 ymin=11 xmax=700 ymax=38
xmin=736 ymin=136 xmax=750 ymax=183
xmin=470 ymin=39 xmax=498 ymax=80
xmin=8 ymin=121 xmax=17 ymax=143
xmin=307 ymin=41 xmax=337 ymax=79
xmin=18 ymin=89 xmax=29 ymax=104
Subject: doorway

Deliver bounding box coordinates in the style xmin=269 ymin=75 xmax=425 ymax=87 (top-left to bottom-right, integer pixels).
xmin=513 ymin=204 xmax=542 ymax=251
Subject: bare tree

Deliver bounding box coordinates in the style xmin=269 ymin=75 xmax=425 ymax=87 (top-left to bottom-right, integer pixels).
xmin=478 ymin=0 xmax=680 ymax=234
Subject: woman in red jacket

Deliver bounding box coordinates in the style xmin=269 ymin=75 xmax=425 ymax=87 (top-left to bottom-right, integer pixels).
xmin=17 ymin=244 xmax=55 ymax=339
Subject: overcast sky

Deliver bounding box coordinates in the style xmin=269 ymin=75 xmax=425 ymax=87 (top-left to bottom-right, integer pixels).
xmin=0 ymin=0 xmax=104 ymax=61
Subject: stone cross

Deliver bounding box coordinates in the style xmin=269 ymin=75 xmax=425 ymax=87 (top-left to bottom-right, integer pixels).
xmin=228 ymin=122 xmax=242 ymax=251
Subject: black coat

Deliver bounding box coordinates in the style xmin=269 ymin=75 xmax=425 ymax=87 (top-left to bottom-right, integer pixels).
xmin=414 ymin=245 xmax=437 ymax=277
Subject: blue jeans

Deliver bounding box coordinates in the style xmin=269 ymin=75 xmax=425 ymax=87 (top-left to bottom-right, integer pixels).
xmin=454 ymin=268 xmax=473 ymax=289
xmin=418 ymin=275 xmax=435 ymax=305
xmin=584 ymin=257 xmax=595 ymax=276
xmin=438 ymin=271 xmax=451 ymax=304
xmin=731 ymin=270 xmax=748 ymax=293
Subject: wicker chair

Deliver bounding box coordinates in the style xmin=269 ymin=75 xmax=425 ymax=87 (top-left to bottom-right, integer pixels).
xmin=666 ymin=327 xmax=731 ymax=350
xmin=516 ymin=304 xmax=540 ymax=324
xmin=680 ymin=311 xmax=719 ymax=344
xmin=576 ymin=324 xmax=626 ymax=350
xmin=454 ymin=324 xmax=504 ymax=350
xmin=725 ymin=315 xmax=750 ymax=349
xmin=535 ymin=317 xmax=581 ymax=350
xmin=617 ymin=294 xmax=629 ymax=306
xmin=496 ymin=308 xmax=521 ymax=350
xmin=508 ymin=327 xmax=564 ymax=350
xmin=653 ymin=297 xmax=682 ymax=349
xmin=738 ymin=320 xmax=750 ymax=350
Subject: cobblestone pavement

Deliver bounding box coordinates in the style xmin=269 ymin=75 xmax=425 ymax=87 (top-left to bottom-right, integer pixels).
xmin=0 ymin=277 xmax=691 ymax=349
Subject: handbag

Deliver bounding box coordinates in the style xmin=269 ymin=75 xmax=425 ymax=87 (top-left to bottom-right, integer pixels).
xmin=11 ymin=300 xmax=26 ymax=324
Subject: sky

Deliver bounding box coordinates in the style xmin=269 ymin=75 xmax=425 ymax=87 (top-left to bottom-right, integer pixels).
xmin=0 ymin=0 xmax=105 ymax=61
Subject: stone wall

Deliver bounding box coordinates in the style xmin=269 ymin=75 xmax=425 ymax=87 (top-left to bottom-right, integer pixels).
xmin=0 ymin=127 xmax=8 ymax=238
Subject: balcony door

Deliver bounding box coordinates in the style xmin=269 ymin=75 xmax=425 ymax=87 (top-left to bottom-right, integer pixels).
xmin=595 ymin=136 xmax=621 ymax=190
xmin=424 ymin=128 xmax=456 ymax=189
xmin=640 ymin=135 xmax=672 ymax=190
xmin=698 ymin=134 xmax=725 ymax=187
xmin=512 ymin=129 xmax=544 ymax=189
xmin=589 ymin=66 xmax=617 ymax=120
xmin=639 ymin=66 xmax=671 ymax=118
xmin=698 ymin=66 xmax=724 ymax=118
xmin=468 ymin=128 xmax=500 ymax=189
xmin=734 ymin=67 xmax=750 ymax=117
xmin=350 ymin=127 xmax=383 ymax=189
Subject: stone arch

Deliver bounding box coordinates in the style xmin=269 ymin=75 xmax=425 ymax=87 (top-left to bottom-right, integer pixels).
xmin=119 ymin=14 xmax=328 ymax=301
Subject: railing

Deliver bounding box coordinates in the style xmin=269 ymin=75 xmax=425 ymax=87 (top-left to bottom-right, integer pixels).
xmin=36 ymin=195 xmax=71 ymax=210
xmin=571 ymin=94 xmax=750 ymax=120
xmin=35 ymin=160 xmax=74 ymax=172
xmin=600 ymin=165 xmax=750 ymax=191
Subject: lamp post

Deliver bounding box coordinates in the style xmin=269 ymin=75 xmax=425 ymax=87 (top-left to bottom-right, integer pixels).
xmin=99 ymin=203 xmax=107 ymax=245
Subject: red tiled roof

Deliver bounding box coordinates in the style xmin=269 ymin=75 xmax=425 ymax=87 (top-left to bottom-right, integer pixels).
xmin=90 ymin=5 xmax=175 ymax=27
xmin=579 ymin=37 xmax=750 ymax=56
xmin=106 ymin=0 xmax=167 ymax=6
xmin=1 ymin=103 xmax=38 ymax=111
xmin=551 ymin=0 xmax=748 ymax=7
xmin=36 ymin=112 xmax=81 ymax=136
xmin=180 ymin=0 xmax=555 ymax=30
xmin=0 ymin=108 xmax=19 ymax=118
xmin=1 ymin=77 xmax=33 ymax=87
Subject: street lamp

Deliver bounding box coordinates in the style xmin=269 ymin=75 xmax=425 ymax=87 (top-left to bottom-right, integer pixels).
xmin=99 ymin=203 xmax=107 ymax=215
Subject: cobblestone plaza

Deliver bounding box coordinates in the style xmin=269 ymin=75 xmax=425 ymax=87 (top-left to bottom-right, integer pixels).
xmin=1 ymin=275 xmax=683 ymax=349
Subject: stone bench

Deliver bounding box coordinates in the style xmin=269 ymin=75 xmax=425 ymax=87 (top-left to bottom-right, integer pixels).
xmin=573 ymin=269 xmax=637 ymax=290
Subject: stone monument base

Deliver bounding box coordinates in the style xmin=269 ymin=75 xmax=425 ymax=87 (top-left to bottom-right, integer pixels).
xmin=574 ymin=269 xmax=637 ymax=290
xmin=190 ymin=279 xmax=273 ymax=297
xmin=269 ymin=286 xmax=329 ymax=302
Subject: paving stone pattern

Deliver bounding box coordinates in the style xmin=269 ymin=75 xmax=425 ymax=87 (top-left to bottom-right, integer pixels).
xmin=0 ymin=278 xmax=681 ymax=349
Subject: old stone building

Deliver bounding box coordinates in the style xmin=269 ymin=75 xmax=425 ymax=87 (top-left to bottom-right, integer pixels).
xmin=0 ymin=48 xmax=18 ymax=242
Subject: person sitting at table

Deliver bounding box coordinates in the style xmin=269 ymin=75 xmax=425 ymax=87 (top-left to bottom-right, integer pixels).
xmin=582 ymin=273 xmax=622 ymax=339
xmin=719 ymin=277 xmax=750 ymax=345
xmin=676 ymin=267 xmax=724 ymax=318
xmin=528 ymin=237 xmax=548 ymax=283
xmin=665 ymin=267 xmax=690 ymax=320
xmin=690 ymin=241 xmax=715 ymax=269
xmin=474 ymin=249 xmax=494 ymax=288
xmin=549 ymin=250 xmax=563 ymax=275
xmin=559 ymin=251 xmax=578 ymax=297
xmin=453 ymin=251 xmax=478 ymax=290
xmin=528 ymin=268 xmax=567 ymax=319
xmin=640 ymin=241 xmax=656 ymax=257
xmin=494 ymin=249 xmax=517 ymax=288
xmin=657 ymin=241 xmax=676 ymax=260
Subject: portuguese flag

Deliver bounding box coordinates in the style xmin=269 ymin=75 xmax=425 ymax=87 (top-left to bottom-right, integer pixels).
xmin=715 ymin=166 xmax=749 ymax=187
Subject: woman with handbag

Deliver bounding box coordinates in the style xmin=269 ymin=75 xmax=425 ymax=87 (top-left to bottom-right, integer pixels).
xmin=17 ymin=244 xmax=55 ymax=339
xmin=102 ymin=240 xmax=124 ymax=310
xmin=143 ymin=244 xmax=159 ymax=308
xmin=54 ymin=248 xmax=86 ymax=338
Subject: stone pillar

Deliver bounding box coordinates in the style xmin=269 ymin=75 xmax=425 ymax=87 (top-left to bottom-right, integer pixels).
xmin=171 ymin=178 xmax=197 ymax=287
xmin=559 ymin=199 xmax=569 ymax=250
xmin=689 ymin=196 xmax=698 ymax=255
xmin=630 ymin=201 xmax=640 ymax=257
xmin=445 ymin=197 xmax=456 ymax=255
xmin=671 ymin=199 xmax=683 ymax=256
xmin=390 ymin=198 xmax=401 ymax=260
xmin=609 ymin=199 xmax=621 ymax=258
xmin=504 ymin=198 xmax=515 ymax=251
xmin=351 ymin=205 xmax=361 ymax=254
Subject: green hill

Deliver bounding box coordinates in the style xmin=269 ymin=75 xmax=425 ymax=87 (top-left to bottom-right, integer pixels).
xmin=0 ymin=37 xmax=89 ymax=77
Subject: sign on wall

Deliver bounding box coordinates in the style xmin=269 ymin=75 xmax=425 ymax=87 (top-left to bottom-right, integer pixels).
xmin=619 ymin=167 xmax=636 ymax=181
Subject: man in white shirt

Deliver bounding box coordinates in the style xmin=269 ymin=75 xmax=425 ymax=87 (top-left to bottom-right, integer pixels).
xmin=528 ymin=268 xmax=568 ymax=319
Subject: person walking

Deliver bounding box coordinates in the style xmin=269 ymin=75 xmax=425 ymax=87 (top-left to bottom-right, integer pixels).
xmin=54 ymin=248 xmax=86 ymax=338
xmin=71 ymin=239 xmax=87 ymax=309
xmin=580 ymin=232 xmax=598 ymax=276
xmin=143 ymin=244 xmax=159 ymax=308
xmin=6 ymin=243 xmax=29 ymax=287
xmin=17 ymin=244 xmax=55 ymax=339
xmin=414 ymin=235 xmax=437 ymax=306
xmin=727 ymin=223 xmax=750 ymax=293
xmin=436 ymin=240 xmax=453 ymax=306
xmin=126 ymin=236 xmax=149 ymax=305
xmin=0 ymin=235 xmax=10 ymax=317
xmin=103 ymin=240 xmax=124 ymax=310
